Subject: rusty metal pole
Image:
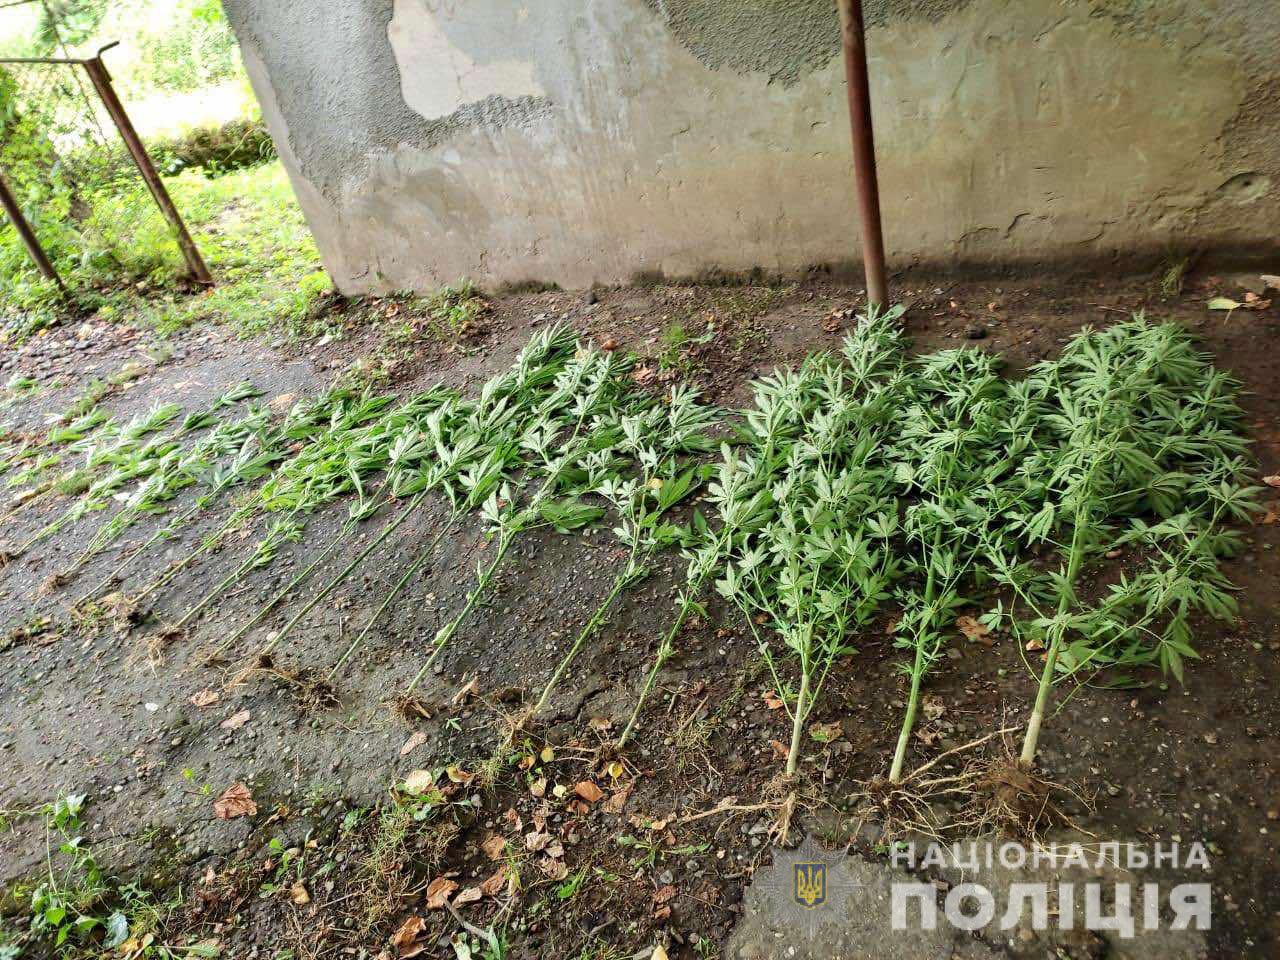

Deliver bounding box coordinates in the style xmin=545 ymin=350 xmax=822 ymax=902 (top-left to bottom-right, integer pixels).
xmin=80 ymin=54 xmax=213 ymax=285
xmin=836 ymin=0 xmax=888 ymax=306
xmin=0 ymin=170 xmax=64 ymax=290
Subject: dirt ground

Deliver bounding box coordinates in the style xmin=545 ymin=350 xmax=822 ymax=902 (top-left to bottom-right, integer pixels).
xmin=0 ymin=267 xmax=1277 ymax=960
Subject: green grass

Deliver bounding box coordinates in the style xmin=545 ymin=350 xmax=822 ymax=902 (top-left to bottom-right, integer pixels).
xmin=135 ymin=163 xmax=329 ymax=339
xmin=0 ymin=160 xmax=328 ymax=344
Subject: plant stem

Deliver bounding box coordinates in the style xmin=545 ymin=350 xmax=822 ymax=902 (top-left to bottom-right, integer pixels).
xmin=406 ymin=527 xmax=514 ymax=694
xmin=617 ymin=585 xmax=703 ymax=748
xmin=133 ymin=495 xmax=261 ymax=604
xmin=251 ymin=494 xmax=424 ymax=662
xmin=785 ymin=660 xmax=810 ymax=777
xmin=1019 ymin=505 xmax=1089 ymax=768
xmin=530 ymin=552 xmax=636 ymax=722
xmin=327 ymin=510 xmax=461 ymax=680
xmin=204 ymin=520 xmax=353 ymax=659
xmin=889 ymin=532 xmax=941 ymax=783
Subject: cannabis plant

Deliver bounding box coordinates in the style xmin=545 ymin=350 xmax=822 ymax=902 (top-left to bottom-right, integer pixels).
xmin=985 ymin=319 xmax=1260 ymax=767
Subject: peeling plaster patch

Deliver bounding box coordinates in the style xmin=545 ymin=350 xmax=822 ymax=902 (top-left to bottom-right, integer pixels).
xmin=222 ymin=0 xmax=437 ymax=199
xmin=643 ymin=0 xmax=973 ymax=84
xmin=389 ymin=0 xmax=544 ymax=120
xmin=419 ymin=95 xmax=553 ymax=151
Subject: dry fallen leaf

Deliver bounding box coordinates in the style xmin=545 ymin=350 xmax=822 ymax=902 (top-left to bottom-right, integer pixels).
xmin=481 ymin=834 xmax=506 ymax=860
xmin=402 ymin=769 xmax=435 ymax=795
xmin=1264 ymin=475 xmax=1280 ymax=488
xmin=220 ymin=709 xmax=250 ymax=731
xmin=453 ymin=886 xmax=482 ymax=907
xmin=769 ymin=739 xmax=788 ymax=760
xmin=922 ymin=694 xmax=946 ymax=722
xmin=391 ymin=915 xmax=427 ymax=958
xmin=651 ymin=947 xmax=670 ymax=960
xmin=213 ymin=782 xmax=257 ymax=820
xmin=525 ymin=830 xmax=550 ymax=852
xmin=574 ymin=780 xmax=605 ymax=804
xmin=289 ymin=882 xmax=310 ymax=905
xmin=268 ymin=393 xmax=297 ymax=412
xmin=539 ymin=857 xmax=569 ymax=880
xmin=479 ymin=867 xmax=507 ymax=897
xmin=762 ymin=691 xmax=784 ymax=711
xmin=956 ymin=615 xmax=992 ymax=645
xmin=445 ymin=764 xmax=473 ymax=785
xmin=653 ymin=884 xmax=677 ymax=904
xmin=530 ymin=776 xmax=547 ymax=798
xmin=424 ymin=877 xmax=459 ymax=910
xmin=602 ymin=782 xmax=633 ymax=814
xmin=400 ymin=731 xmax=427 ymax=757
xmin=189 ymin=689 xmax=219 ymax=708
xmin=1262 ymin=502 xmax=1279 ymax=525
xmin=451 ymin=676 xmax=479 ymax=706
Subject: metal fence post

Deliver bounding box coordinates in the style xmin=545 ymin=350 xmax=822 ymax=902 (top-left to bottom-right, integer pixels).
xmin=0 ymin=169 xmax=64 ymax=290
xmin=836 ymin=0 xmax=888 ymax=307
xmin=80 ymin=49 xmax=213 ymax=285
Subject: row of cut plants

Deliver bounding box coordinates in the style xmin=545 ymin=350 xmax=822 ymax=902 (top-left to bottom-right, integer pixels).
xmin=0 ymin=312 xmax=1259 ymax=790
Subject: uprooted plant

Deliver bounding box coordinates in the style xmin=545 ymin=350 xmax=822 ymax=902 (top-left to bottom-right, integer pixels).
xmin=981 ymin=319 xmax=1260 ymax=771
xmin=883 ymin=348 xmax=1055 ymax=782
xmin=712 ymin=308 xmax=911 ymax=775
xmin=521 ymin=385 xmax=718 ymax=732
xmin=127 ymin=388 xmax=403 ymax=611
xmin=401 ymin=344 xmax=650 ymax=699
xmin=235 ymin=325 xmax=581 ymax=674
xmin=59 ymin=385 xmax=267 ymax=582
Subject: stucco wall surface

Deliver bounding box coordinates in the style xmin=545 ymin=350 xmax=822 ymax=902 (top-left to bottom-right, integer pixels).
xmin=222 ymin=0 xmax=1279 ymax=292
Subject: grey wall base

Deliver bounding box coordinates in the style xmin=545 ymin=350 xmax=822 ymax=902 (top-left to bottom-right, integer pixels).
xmin=224 ymin=0 xmax=1280 ymax=293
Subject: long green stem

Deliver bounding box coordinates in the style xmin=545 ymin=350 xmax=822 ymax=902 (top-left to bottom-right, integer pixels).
xmin=889 ymin=531 xmax=942 ymax=783
xmin=405 ymin=528 xmax=515 ymax=694
xmin=327 ymin=510 xmax=461 ymax=680
xmin=203 ymin=520 xmax=354 ymax=660
xmin=785 ymin=662 xmax=810 ymax=777
xmin=617 ymin=599 xmax=694 ymax=749
xmin=133 ymin=497 xmax=259 ymax=605
xmin=1018 ymin=514 xmax=1088 ymax=768
xmin=75 ymin=491 xmax=219 ymax=606
xmin=529 ymin=553 xmax=637 ymax=723
xmin=249 ymin=495 xmax=425 ymax=662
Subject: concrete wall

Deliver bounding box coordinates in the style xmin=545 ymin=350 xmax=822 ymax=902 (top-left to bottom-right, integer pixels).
xmin=222 ymin=0 xmax=1280 ymax=293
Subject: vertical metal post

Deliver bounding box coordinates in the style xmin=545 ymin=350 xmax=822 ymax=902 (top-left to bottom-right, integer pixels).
xmin=0 ymin=169 xmax=64 ymax=289
xmin=81 ymin=54 xmax=213 ymax=285
xmin=836 ymin=0 xmax=888 ymax=306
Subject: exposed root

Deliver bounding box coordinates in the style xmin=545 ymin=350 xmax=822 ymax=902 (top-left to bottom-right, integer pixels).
xmin=144 ymin=624 xmax=186 ymax=667
xmin=260 ymin=664 xmax=341 ymax=709
xmin=392 ymin=694 xmax=433 ymax=723
xmin=38 ymin=572 xmax=68 ymax=596
xmin=854 ymin=727 xmax=1092 ymax=844
xmin=972 ymin=757 xmax=1094 ymax=840
xmin=102 ymin=591 xmax=142 ymax=632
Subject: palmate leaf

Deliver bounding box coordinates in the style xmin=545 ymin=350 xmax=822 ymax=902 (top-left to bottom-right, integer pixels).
xmin=538 ymin=499 xmax=605 ymax=533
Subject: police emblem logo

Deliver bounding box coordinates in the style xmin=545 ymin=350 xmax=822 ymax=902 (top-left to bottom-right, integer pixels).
xmin=756 ymin=836 xmax=861 ymax=939
xmin=793 ymin=862 xmax=827 ymax=909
